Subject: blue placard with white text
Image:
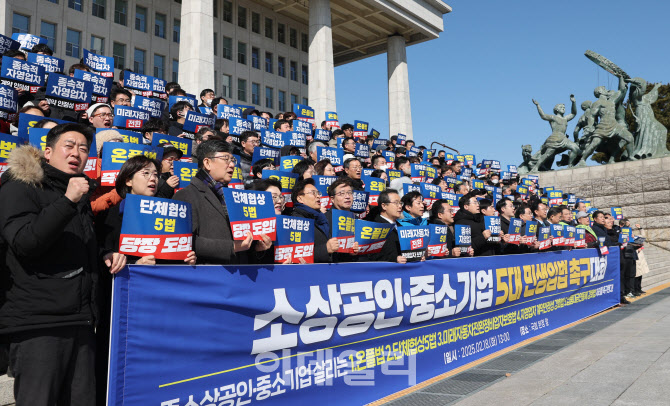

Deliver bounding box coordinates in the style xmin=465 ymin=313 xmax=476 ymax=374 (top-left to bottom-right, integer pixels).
xmin=0 ymin=84 xmax=18 ymax=121
xmin=1 ymin=56 xmax=45 ymax=93
xmin=44 ymin=73 xmax=93 ymax=112
xmin=313 ymin=129 xmax=331 ymax=142
xmin=82 ymin=49 xmax=114 ymax=78
xmin=221 ymin=188 xmax=277 ymax=241
xmin=11 ymin=33 xmax=45 ymax=51
xmin=123 ymin=71 xmax=154 ymax=97
xmin=132 ymin=95 xmax=167 ymax=118
xmin=228 ymin=117 xmax=253 ymax=135
xmin=183 ymin=110 xmax=215 ymax=133
xmin=397 ymin=226 xmax=430 ymax=262
xmin=317 ymin=146 xmax=344 ymax=167
xmin=27 ymin=53 xmax=65 ymax=81
xmin=152 ymin=133 xmax=193 ymax=157
xmin=113 ymin=105 xmax=150 ymax=130
xmin=0 ymin=34 xmax=20 ymax=55
xmin=274 ymin=215 xmax=315 ymax=263
xmin=251 ymin=146 xmax=280 ymax=165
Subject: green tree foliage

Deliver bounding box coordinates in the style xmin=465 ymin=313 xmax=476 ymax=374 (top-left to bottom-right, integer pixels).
xmin=590 ymin=82 xmax=670 ymax=163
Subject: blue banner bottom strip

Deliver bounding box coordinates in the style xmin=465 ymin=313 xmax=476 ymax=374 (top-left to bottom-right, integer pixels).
xmin=109 ymin=249 xmax=620 ymax=406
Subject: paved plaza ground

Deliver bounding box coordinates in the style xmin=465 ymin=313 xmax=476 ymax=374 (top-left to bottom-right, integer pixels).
xmin=379 ymin=285 xmax=670 ymax=406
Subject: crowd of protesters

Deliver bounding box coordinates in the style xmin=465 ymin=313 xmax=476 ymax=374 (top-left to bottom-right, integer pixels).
xmin=0 ymin=42 xmax=646 ymax=406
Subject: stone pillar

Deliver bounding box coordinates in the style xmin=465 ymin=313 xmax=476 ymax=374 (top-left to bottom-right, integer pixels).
xmin=308 ymin=0 xmax=336 ymax=125
xmin=179 ymin=0 xmax=214 ymax=94
xmin=387 ymin=35 xmax=413 ymax=139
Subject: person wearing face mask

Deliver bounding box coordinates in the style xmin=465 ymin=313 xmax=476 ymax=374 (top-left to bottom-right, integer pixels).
xmin=198 ymin=89 xmax=215 ymax=109
xmin=488 ymin=172 xmax=500 ymax=186
xmin=389 ymin=156 xmax=413 ymax=196
xmin=371 ymin=155 xmax=387 ymax=171
xmin=155 ymin=143 xmax=182 ymax=199
xmin=168 ymin=101 xmax=194 ymax=137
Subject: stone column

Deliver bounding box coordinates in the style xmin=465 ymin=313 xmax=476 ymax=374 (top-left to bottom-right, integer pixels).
xmin=178 ymin=0 xmax=214 ymax=95
xmin=308 ymin=0 xmax=336 ymax=125
xmin=387 ymin=35 xmax=413 ymax=139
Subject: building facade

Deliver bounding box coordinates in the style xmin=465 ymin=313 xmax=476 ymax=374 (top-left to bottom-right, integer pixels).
xmin=2 ymin=0 xmax=450 ymax=135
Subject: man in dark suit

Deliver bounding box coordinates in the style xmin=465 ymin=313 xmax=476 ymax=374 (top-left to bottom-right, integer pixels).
xmin=366 ymin=188 xmax=406 ymax=263
xmin=174 ymin=140 xmax=271 ymax=264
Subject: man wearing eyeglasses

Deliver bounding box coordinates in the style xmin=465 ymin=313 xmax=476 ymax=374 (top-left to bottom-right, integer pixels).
xmin=365 ymin=188 xmax=407 ymax=263
xmin=174 ymin=140 xmax=271 ymax=264
xmin=237 ymin=131 xmax=260 ymax=182
xmin=343 ymin=158 xmax=364 ymax=190
xmin=87 ymin=103 xmax=114 ymax=129
xmin=324 ymin=178 xmax=361 ymax=263
xmin=291 ymin=178 xmax=340 ymax=263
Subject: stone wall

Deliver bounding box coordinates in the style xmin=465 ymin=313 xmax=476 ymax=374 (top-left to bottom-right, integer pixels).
xmin=537 ymin=156 xmax=670 ymax=289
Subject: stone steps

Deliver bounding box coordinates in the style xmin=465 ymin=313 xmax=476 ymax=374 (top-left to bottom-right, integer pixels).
xmin=641 ymin=244 xmax=670 ymax=291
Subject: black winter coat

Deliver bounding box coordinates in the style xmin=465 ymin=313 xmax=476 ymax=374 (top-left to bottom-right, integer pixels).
xmin=291 ymin=206 xmax=332 ymax=263
xmin=173 ymin=175 xmax=243 ymax=264
xmin=0 ymin=146 xmax=99 ymax=333
xmin=453 ymin=209 xmax=496 ymax=256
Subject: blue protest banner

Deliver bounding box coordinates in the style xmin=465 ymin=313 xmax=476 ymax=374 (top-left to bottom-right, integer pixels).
xmin=517 ymin=185 xmax=529 ymax=196
xmin=262 ymin=170 xmax=298 ymax=207
xmin=568 ymin=194 xmax=577 ymax=206
xmin=331 ymin=209 xmax=356 ymax=253
xmin=118 ymin=194 xmax=192 ymax=260
xmin=229 ymin=117 xmax=253 ymax=135
xmin=1 ymin=56 xmax=45 ymax=93
xmin=249 ymin=115 xmax=268 ymax=131
xmin=169 ymin=95 xmax=197 ymax=109
xmin=228 ymin=154 xmax=245 ymax=190
xmin=313 ymin=129 xmax=331 ymax=142
xmin=44 ymin=73 xmax=93 ymax=112
xmin=261 ymin=129 xmax=305 ymax=149
xmin=152 ymin=133 xmax=193 ymax=157
xmin=485 ymin=216 xmax=501 ymax=236
xmin=313 ymin=175 xmax=337 ymax=210
xmin=387 ymin=168 xmax=402 ymax=183
xmin=406 ymin=146 xmax=420 ymax=157
xmin=463 ymin=154 xmax=476 ymax=167
xmin=252 ymin=146 xmax=280 ymax=165
xmin=274 ymin=215 xmax=315 ymax=263
xmin=27 ymin=53 xmax=65 ymax=81
xmin=372 ymin=138 xmax=388 ymax=149
xmin=396 ymin=133 xmax=407 ymax=145
xmin=183 ymin=110 xmax=215 ymax=134
xmin=525 ymin=221 xmax=538 ymax=245
xmin=410 ymin=164 xmax=426 ymax=182
xmin=131 ymin=95 xmax=166 ymax=118
xmin=292 ymin=119 xmax=312 ymax=135
xmin=279 ymin=156 xmax=302 ymax=172
xmin=325 ymin=111 xmax=339 ymax=128
xmin=100 ymin=142 xmax=162 ymax=186
xmin=444 ymin=152 xmax=455 ymax=161
xmin=17 ymin=113 xmax=67 ymax=143
xmin=11 ymin=33 xmax=45 ymax=51
xmin=27 ymin=127 xmax=49 ymax=150
xmin=403 ymin=183 xmax=420 ymax=196
xmin=611 ymin=207 xmax=623 ymax=220
xmin=575 ymin=228 xmax=587 ymax=248
xmin=173 ymin=161 xmax=198 ymax=190
xmin=425 ymin=166 xmax=437 ymax=183
xmin=123 ymin=71 xmax=153 ymax=97
xmin=381 ymin=150 xmax=395 ymax=168
xmin=72 ymin=69 xmax=112 ymax=103
xmin=427 ymin=224 xmax=449 ymax=257
xmin=508 ymin=218 xmax=523 ymax=244
xmin=293 ymin=103 xmax=315 ymax=125
xmin=0 ymin=133 xmax=19 ymax=174
xmin=151 ymin=76 xmax=167 ymax=100
xmin=198 ymin=106 xmax=212 ymax=115
xmin=398 ymin=226 xmax=429 ymax=262
xmin=548 ymin=190 xmax=563 ymax=206
xmin=353 ymin=120 xmax=369 ymax=139
xmin=362 ymin=175 xmax=386 ymax=206
xmin=355 ymin=143 xmax=370 ymax=158
xmin=82 ymin=49 xmax=114 ymax=78
xmin=354 ymin=219 xmax=395 ymax=254
xmin=221 ymin=188 xmax=277 ymax=241
xmin=461 ymin=167 xmax=473 ymax=178
xmin=550 ymin=224 xmax=564 ymax=246
xmin=420 ymin=182 xmax=441 ymax=206
xmin=440 ymin=191 xmax=459 ymax=214
xmin=108 ymin=249 xmax=620 ymax=406
xmin=508 ymin=164 xmax=518 ymax=173
xmin=216 ymin=105 xmax=242 ymax=119
xmin=351 ymin=190 xmax=369 ymax=214
xmin=0 ymin=84 xmax=18 ymax=121
xmin=369 ymin=128 xmax=381 ymax=139
xmin=455 ymin=224 xmax=471 ymax=248
xmin=317 ymin=146 xmax=344 ymax=168
xmin=564 ymin=225 xmax=576 ymax=247
xmin=0 ymin=34 xmax=20 ymax=55
xmin=97 ymin=128 xmax=142 ymax=145
xmin=112 ymin=105 xmax=150 ymax=130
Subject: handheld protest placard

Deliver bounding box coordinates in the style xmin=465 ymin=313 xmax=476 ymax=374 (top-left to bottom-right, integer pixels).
xmin=82 ymin=49 xmax=114 ymax=78
xmin=331 ymin=209 xmax=356 ymax=254
xmin=313 ymin=175 xmax=337 ymax=210
xmin=262 ymin=170 xmax=298 ymax=207
xmin=427 ymin=224 xmax=449 ymax=257
xmin=274 ymin=215 xmax=315 ymax=263
xmin=398 ymin=226 xmax=430 ymax=262
xmin=173 ymin=161 xmax=198 ymax=190
xmin=100 ymin=142 xmax=162 ymax=186
xmin=455 ymin=224 xmax=471 ymax=250
xmin=221 ymin=188 xmax=277 ymax=241
xmin=113 ymin=105 xmax=150 ymax=130
xmin=354 ymin=219 xmax=395 ymax=255
xmin=508 ymin=218 xmax=523 ymax=245
xmin=119 ymin=194 xmax=193 ymax=260
xmin=0 ymin=84 xmax=18 ymax=121
xmin=325 ymin=111 xmax=339 ymax=129
xmin=1 ymin=56 xmax=45 ymax=94
xmin=27 ymin=53 xmax=65 ymax=82
xmin=132 ymin=95 xmax=167 ymax=118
